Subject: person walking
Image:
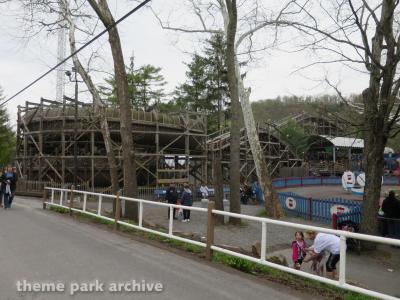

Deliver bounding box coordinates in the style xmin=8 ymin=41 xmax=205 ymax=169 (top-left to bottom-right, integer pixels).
xmin=181 ymin=184 xmax=193 ymax=222
xmin=2 ymin=165 xmax=18 ymax=209
xmin=304 ymin=231 xmax=340 ymax=279
xmin=165 ymin=183 xmax=178 ymax=220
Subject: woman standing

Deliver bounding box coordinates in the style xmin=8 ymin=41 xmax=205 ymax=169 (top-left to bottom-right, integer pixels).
xmin=181 ymin=184 xmax=193 ymax=222
xmin=2 ymin=165 xmax=17 ymax=209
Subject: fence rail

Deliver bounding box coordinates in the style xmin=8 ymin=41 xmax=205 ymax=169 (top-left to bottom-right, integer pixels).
xmin=279 ymin=192 xmax=362 ymax=224
xmin=44 ymin=187 xmax=400 ymax=300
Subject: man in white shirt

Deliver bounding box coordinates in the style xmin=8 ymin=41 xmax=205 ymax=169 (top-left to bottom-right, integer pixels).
xmin=304 ymin=231 xmax=341 ymax=279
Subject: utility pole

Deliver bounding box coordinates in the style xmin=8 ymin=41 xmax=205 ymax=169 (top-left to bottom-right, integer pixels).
xmin=73 ymin=67 xmax=78 ymax=187
xmin=65 ymin=67 xmax=80 ymax=187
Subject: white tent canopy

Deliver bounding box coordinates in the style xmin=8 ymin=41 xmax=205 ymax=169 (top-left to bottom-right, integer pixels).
xmin=320 ymin=135 xmax=364 ymax=149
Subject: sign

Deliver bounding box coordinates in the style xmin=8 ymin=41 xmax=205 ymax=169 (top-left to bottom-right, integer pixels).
xmin=330 ymin=204 xmax=350 ymax=215
xmin=342 ymin=171 xmax=355 ymax=191
xmin=285 ymin=197 xmax=297 ymax=210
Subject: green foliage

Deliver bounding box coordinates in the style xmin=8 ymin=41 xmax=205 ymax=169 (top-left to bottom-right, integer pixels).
xmin=280 ymin=120 xmax=310 ymax=155
xmin=174 ymin=34 xmax=230 ymax=131
xmin=101 ymin=57 xmax=167 ymax=110
xmin=251 ymin=94 xmax=348 ymax=123
xmin=49 ymin=206 xmax=68 ymax=214
xmin=0 ymin=88 xmax=16 ymax=167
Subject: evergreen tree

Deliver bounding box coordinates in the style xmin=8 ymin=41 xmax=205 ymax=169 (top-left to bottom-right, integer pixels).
xmin=204 ymin=33 xmax=230 ymax=130
xmin=0 ymin=87 xmax=16 ymax=166
xmin=174 ymin=34 xmax=230 ymax=131
xmin=174 ymin=54 xmax=209 ymax=112
xmin=102 ymin=57 xmax=167 ymax=110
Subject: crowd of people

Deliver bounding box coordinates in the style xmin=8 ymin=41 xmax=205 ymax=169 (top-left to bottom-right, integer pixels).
xmin=0 ymin=165 xmax=18 ymax=210
xmin=165 ymin=183 xmax=193 ymax=222
xmin=240 ymin=181 xmax=264 ymax=205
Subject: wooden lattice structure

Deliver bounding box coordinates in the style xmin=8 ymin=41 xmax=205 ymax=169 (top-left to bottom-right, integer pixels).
xmin=275 ymin=112 xmax=347 ymax=136
xmin=207 ymin=124 xmax=302 ymax=181
xmin=16 ymin=99 xmax=208 ymax=188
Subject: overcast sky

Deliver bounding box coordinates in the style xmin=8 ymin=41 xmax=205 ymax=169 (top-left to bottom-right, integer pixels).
xmin=0 ymin=0 xmax=369 ymax=126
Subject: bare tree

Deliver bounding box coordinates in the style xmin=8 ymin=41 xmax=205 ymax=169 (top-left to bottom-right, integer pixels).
xmin=6 ymin=0 xmax=134 ymax=215
xmin=61 ymin=0 xmax=119 ymax=197
xmin=6 ymin=0 xmax=122 ymax=192
xmin=283 ymin=0 xmax=400 ymax=234
xmin=152 ymin=0 xmax=292 ymax=218
xmin=87 ymin=0 xmax=138 ymax=220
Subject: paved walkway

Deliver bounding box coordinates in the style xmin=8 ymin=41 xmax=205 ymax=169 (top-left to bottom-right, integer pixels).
xmin=1 ymin=196 xmax=310 ymax=300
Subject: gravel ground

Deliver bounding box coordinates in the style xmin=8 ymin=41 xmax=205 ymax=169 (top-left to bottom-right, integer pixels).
xmin=59 ymin=184 xmax=399 ymax=253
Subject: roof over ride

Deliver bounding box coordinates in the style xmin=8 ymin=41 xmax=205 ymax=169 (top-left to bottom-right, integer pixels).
xmin=320 ymin=135 xmax=364 ymax=149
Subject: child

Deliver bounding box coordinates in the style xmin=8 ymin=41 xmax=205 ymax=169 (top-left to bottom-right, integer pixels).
xmin=292 ymin=231 xmax=307 ymax=270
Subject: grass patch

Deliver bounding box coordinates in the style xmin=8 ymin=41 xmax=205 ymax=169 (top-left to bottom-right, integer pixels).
xmin=256 ymin=209 xmax=268 ymax=217
xmin=212 ymin=252 xmax=376 ymax=300
xmin=76 ymin=212 xmax=114 ymax=226
xmin=49 ymin=206 xmax=68 ymax=214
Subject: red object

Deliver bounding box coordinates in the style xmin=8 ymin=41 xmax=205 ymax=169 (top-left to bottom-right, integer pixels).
xmin=332 ymin=213 xmax=338 ymax=229
xmin=308 ymin=197 xmax=312 ymax=221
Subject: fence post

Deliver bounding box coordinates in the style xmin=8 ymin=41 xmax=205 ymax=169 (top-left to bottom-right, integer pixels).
xmin=42 ymin=188 xmax=48 ymax=210
xmin=114 ymin=192 xmax=121 ymax=231
xmin=206 ymin=201 xmax=216 ymax=261
xmin=69 ymin=185 xmax=74 ymax=216
xmin=308 ymin=197 xmax=312 ymax=221
xmin=332 ymin=213 xmax=338 ymax=229
xmin=339 ymin=235 xmax=347 ymax=286
xmin=260 ymin=221 xmax=267 ymax=261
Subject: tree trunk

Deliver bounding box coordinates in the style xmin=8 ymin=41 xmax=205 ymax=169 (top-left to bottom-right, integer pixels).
xmin=87 ymin=0 xmax=138 ymax=220
xmin=225 ymin=0 xmax=241 ymax=225
xmin=225 ymin=0 xmax=281 ymax=219
xmin=213 ymin=151 xmax=225 ymax=224
xmin=236 ymin=76 xmax=282 ymax=218
xmin=66 ymin=11 xmax=119 ymax=199
xmin=361 ymin=89 xmax=387 ymax=235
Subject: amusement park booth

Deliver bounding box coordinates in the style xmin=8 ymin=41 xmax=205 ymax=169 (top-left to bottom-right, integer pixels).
xmin=306 ymin=135 xmax=364 ymax=176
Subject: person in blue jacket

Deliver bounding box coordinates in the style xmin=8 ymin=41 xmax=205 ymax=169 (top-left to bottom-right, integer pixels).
xmin=252 ymin=181 xmax=264 ymax=204
xmin=1 ymin=165 xmax=18 ymax=209
xmin=181 ymin=184 xmax=193 ymax=222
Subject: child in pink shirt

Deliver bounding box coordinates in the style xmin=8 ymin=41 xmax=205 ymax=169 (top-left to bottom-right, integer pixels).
xmin=292 ymin=231 xmax=307 ymax=270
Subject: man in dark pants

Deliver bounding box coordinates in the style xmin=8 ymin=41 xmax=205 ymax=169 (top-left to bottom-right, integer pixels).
xmin=382 ymin=191 xmax=400 ymax=239
xmin=2 ymin=165 xmax=18 ymax=209
xmin=304 ymin=231 xmax=340 ymax=279
xmin=165 ymin=183 xmax=178 ymax=220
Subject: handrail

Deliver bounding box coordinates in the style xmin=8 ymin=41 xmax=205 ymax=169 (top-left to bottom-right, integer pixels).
xmin=43 ymin=187 xmax=400 ymax=300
